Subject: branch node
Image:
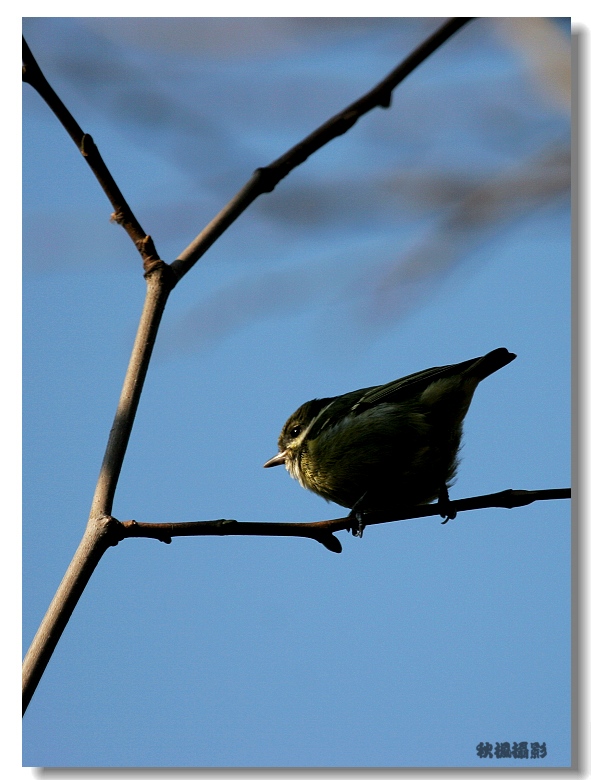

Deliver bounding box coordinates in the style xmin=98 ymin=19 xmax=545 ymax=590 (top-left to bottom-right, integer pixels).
xmin=142 ymin=257 xmax=178 ymax=292
xmin=377 ymin=90 xmax=393 ymax=108
xmin=100 ymin=515 xmax=127 ymax=547
xmin=254 ymin=166 xmax=280 ymax=193
xmin=140 ymin=236 xmax=166 ymax=276
xmin=80 ymin=133 xmax=95 ymax=158
xmin=338 ymin=108 xmax=361 ymax=132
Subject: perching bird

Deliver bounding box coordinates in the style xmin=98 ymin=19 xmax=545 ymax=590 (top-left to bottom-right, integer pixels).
xmin=264 ymin=348 xmax=516 ymax=532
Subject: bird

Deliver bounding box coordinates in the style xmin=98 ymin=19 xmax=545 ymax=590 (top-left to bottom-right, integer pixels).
xmin=264 ymin=347 xmax=516 ymax=535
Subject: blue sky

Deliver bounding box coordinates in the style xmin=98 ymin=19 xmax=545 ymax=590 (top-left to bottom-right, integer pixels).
xmin=22 ymin=17 xmax=571 ymax=768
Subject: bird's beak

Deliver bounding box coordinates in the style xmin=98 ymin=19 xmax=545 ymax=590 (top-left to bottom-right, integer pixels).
xmin=264 ymin=451 xmax=287 ymax=468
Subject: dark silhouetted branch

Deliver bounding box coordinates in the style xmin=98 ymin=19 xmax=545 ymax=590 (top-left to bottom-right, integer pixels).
xmin=114 ymin=488 xmax=571 ymax=555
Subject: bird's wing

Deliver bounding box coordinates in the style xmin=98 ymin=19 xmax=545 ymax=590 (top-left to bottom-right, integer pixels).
xmin=353 ymin=358 xmax=482 ymax=410
xmin=306 ymin=349 xmax=515 ymax=434
xmin=353 ymin=348 xmax=515 ymax=410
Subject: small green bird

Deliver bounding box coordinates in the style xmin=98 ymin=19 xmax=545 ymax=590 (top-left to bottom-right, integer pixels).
xmin=264 ymin=348 xmax=516 ymax=532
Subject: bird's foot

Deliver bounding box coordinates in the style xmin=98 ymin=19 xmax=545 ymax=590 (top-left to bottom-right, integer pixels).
xmin=350 ymin=511 xmax=366 ymax=538
xmin=348 ymin=493 xmax=368 ymax=537
xmin=438 ymin=486 xmax=457 ymax=524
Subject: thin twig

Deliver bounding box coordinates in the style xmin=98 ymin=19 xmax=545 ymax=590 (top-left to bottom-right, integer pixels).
xmin=115 ymin=488 xmax=571 ymax=555
xmin=170 ymin=17 xmax=473 ymax=281
xmin=22 ymin=36 xmax=162 ymax=273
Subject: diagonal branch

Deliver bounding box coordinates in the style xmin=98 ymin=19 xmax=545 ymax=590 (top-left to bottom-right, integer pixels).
xmin=170 ymin=17 xmax=473 ymax=281
xmin=114 ymin=488 xmax=571 ymax=555
xmin=89 ymin=268 xmax=174 ymax=519
xmin=22 ymin=36 xmax=161 ymax=273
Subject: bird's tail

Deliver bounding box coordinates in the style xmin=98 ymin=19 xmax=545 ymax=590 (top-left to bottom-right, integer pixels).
xmin=467 ymin=348 xmax=517 ymax=381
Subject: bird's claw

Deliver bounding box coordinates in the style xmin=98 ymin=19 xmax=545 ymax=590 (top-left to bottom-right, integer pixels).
xmin=350 ymin=511 xmax=365 ymax=538
xmin=438 ymin=486 xmax=457 ymax=524
xmin=348 ymin=492 xmax=369 ymax=537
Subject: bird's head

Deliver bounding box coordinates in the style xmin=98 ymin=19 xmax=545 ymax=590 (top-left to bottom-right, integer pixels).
xmin=263 ymin=397 xmax=334 ymax=477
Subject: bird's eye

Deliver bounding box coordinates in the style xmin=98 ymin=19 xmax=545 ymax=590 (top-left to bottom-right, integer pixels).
xmin=290 ymin=425 xmax=302 ymax=438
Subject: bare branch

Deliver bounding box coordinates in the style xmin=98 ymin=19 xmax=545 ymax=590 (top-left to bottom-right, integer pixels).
xmin=115 ymin=488 xmax=571 ymax=554
xmin=89 ymin=266 xmax=176 ymax=518
xmin=170 ymin=17 xmax=473 ymax=281
xmin=22 ymin=36 xmax=162 ymax=272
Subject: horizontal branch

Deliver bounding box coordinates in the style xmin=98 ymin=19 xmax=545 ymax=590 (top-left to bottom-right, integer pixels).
xmin=22 ymin=37 xmax=162 ymax=273
xmin=170 ymin=17 xmax=473 ymax=281
xmin=115 ymin=488 xmax=571 ymax=555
